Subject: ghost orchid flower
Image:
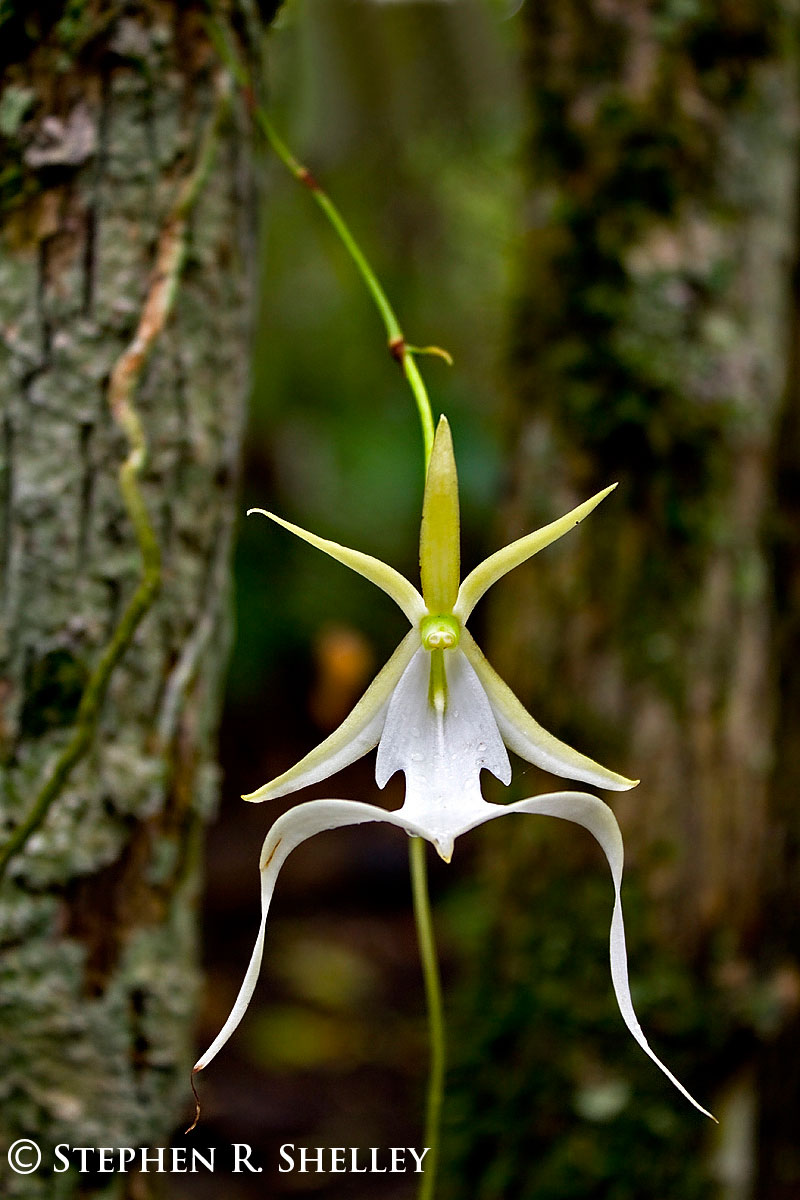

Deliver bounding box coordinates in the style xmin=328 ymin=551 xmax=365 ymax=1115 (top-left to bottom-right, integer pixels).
xmin=194 ymin=417 xmax=713 ymax=1119
xmin=247 ymin=415 xmax=638 ymax=813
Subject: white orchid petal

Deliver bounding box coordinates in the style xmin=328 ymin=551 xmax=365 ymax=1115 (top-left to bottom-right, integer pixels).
xmin=377 ymin=647 xmax=510 ymax=853
xmin=454 ymin=485 xmax=617 ymax=621
xmin=461 ymin=791 xmax=714 ymax=1120
xmin=194 ymin=798 xmax=429 ymax=1072
xmin=244 ymin=630 xmax=419 ymax=802
xmin=462 ymin=631 xmax=638 ymax=792
xmin=248 ymin=509 xmax=425 ymax=624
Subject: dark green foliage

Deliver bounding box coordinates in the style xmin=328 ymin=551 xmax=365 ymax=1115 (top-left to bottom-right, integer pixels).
xmin=20 ymin=649 xmax=88 ymax=738
xmin=0 ymin=0 xmax=112 ymax=70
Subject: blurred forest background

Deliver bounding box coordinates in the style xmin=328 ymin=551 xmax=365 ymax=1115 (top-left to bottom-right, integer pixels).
xmin=3 ymin=1 xmax=800 ymax=1198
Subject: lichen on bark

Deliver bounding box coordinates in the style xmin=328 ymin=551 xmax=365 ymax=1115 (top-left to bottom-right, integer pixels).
xmin=0 ymin=4 xmax=264 ymax=1194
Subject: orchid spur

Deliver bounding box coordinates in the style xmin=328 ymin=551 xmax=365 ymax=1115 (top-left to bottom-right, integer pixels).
xmin=195 ymin=417 xmax=712 ymax=1120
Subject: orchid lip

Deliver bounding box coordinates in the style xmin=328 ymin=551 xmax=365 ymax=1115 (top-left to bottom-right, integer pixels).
xmin=194 ymin=788 xmax=715 ymax=1120
xmin=434 ymin=838 xmax=453 ymax=863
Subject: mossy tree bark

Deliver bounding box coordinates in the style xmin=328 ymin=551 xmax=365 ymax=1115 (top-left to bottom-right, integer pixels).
xmin=446 ymin=5 xmax=800 ymax=1198
xmin=0 ymin=5 xmax=271 ymax=1195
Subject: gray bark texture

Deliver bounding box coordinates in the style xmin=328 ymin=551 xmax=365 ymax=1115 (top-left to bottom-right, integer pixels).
xmin=445 ymin=4 xmax=800 ymax=1198
xmin=0 ymin=5 xmax=264 ymax=1195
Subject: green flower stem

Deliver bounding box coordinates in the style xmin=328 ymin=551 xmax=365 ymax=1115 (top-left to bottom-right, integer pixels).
xmin=259 ymin=116 xmax=444 ymax=1196
xmin=403 ymin=354 xmax=436 ymax=469
xmin=207 ymin=15 xmax=436 ymax=468
xmin=254 ymin=106 xmax=435 ymax=464
xmin=208 ymin=22 xmax=445 ymax=1194
xmin=410 ymin=835 xmax=446 ymax=1200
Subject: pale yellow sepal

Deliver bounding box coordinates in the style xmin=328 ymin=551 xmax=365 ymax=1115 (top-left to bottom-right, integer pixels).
xmin=461 ymin=630 xmax=638 ymax=792
xmin=454 ymin=484 xmax=618 ymax=621
xmin=242 ymin=630 xmax=419 ymax=802
xmin=419 ymin=416 xmax=460 ymax=613
xmin=248 ymin=509 xmax=425 ymax=624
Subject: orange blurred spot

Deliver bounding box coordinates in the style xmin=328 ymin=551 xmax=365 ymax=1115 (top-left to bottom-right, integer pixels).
xmin=310 ymin=625 xmax=374 ymax=730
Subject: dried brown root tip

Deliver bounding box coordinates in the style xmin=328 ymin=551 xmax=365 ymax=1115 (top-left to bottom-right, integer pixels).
xmin=185 ymin=1068 xmax=202 ymax=1134
xmin=388 ymin=336 xmax=406 ymax=364
xmin=297 ymin=166 xmax=320 ymax=192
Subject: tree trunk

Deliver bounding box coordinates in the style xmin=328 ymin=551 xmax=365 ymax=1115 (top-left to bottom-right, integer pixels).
xmin=0 ymin=5 xmax=266 ymax=1194
xmin=446 ymin=4 xmax=800 ymax=1198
